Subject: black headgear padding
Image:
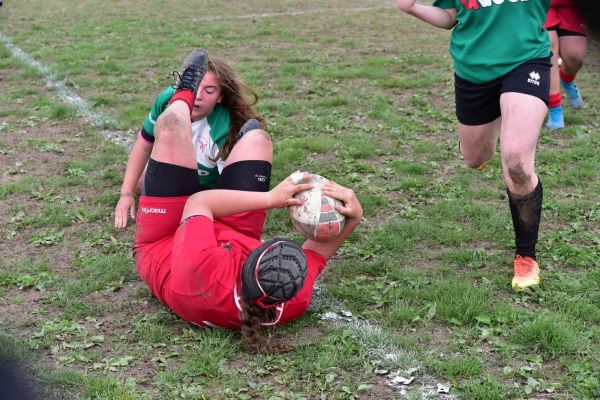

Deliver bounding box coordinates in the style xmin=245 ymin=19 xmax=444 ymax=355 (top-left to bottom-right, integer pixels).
xmin=241 ymin=238 xmax=307 ymax=306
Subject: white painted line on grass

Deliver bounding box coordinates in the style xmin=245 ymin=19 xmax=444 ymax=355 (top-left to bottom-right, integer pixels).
xmin=313 ymin=288 xmax=456 ymax=398
xmin=0 ymin=31 xmax=133 ymax=149
xmin=192 ymin=5 xmax=395 ymax=21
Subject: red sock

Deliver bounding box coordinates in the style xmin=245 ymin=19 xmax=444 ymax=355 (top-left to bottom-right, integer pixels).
xmin=559 ymin=68 xmax=576 ymax=83
xmin=168 ymin=90 xmax=195 ymax=113
xmin=549 ymin=92 xmax=562 ymax=108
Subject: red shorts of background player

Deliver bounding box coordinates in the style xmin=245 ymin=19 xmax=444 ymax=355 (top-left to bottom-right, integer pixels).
xmin=544 ymin=0 xmax=587 ymax=35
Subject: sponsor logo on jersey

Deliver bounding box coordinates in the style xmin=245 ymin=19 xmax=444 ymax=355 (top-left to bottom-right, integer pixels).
xmin=461 ymin=0 xmax=528 ymax=11
xmin=142 ymin=207 xmax=167 ymax=214
xmin=527 ymin=71 xmax=541 ymax=86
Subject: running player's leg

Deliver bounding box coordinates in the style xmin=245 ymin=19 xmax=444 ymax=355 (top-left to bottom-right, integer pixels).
xmin=500 ymin=92 xmax=546 ymax=291
xmin=558 ymin=33 xmax=586 ymax=108
xmin=454 ymin=73 xmax=502 ymax=170
xmin=458 ymin=120 xmax=500 ymax=169
xmin=499 ymin=55 xmax=550 ymax=291
xmin=500 ymin=92 xmax=544 ymax=196
xmin=556 ymin=3 xmax=587 ymax=108
xmin=559 ymin=35 xmax=586 ymax=76
xmin=546 ymin=28 xmax=565 ymax=129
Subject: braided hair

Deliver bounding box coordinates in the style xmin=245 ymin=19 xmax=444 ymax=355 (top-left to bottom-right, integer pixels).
xmin=239 ymin=296 xmax=293 ymax=353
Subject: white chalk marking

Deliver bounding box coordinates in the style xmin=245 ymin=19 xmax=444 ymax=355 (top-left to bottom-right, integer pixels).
xmin=0 ymin=31 xmax=133 ymax=149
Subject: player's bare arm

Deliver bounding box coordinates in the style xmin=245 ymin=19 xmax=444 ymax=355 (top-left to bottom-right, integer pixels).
xmin=181 ymin=172 xmax=312 ymax=221
xmin=114 ymin=134 xmax=153 ymax=228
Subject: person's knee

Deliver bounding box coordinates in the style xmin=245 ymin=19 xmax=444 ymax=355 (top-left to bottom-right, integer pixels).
xmin=465 ymin=157 xmax=489 ymax=169
xmin=560 ymin=47 xmax=586 ymax=70
xmin=237 ymin=129 xmax=272 ymax=153
xmin=241 ymin=128 xmax=271 ymax=145
xmin=154 ymin=112 xmax=186 ymax=145
xmin=226 ymin=128 xmax=273 ymax=165
xmin=562 ymin=55 xmax=584 ymax=71
xmin=460 ymin=142 xmax=493 ymax=169
xmin=503 ymin=152 xmax=532 ymax=187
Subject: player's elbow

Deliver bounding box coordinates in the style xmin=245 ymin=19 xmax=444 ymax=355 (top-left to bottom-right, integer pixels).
xmin=441 ymin=9 xmax=457 ymax=30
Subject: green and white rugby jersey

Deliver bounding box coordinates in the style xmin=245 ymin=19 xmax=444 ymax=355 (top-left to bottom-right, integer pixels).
xmin=141 ymin=86 xmax=231 ymax=189
xmin=433 ymin=0 xmax=550 ymax=84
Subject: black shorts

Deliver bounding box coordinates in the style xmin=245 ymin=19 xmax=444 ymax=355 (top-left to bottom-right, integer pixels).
xmin=455 ymin=57 xmax=551 ymax=126
xmin=215 ymin=160 xmax=271 ymax=192
xmin=143 ymin=158 xmax=272 ymax=197
xmin=546 ymin=25 xmax=586 ymax=37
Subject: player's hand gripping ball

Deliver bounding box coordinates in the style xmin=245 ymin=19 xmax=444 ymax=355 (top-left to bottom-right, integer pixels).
xmin=288 ymin=173 xmax=345 ymax=242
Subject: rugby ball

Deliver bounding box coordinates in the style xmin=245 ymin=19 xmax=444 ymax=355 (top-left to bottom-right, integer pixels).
xmin=288 ymin=174 xmax=345 ymax=242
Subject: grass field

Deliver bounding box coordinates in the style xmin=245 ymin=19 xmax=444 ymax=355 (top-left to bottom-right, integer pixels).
xmin=1 ymin=1 xmax=600 ymax=398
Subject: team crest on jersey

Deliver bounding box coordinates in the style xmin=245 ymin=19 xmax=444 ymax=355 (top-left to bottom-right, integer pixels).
xmin=198 ymin=138 xmax=208 ymax=153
